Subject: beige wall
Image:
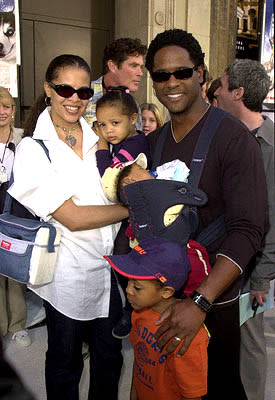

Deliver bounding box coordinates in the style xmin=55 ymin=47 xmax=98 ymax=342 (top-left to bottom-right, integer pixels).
xmin=115 ymin=0 xmax=236 ymax=113
xmin=115 ymin=0 xmax=212 ymax=119
xmin=18 ymin=0 xmax=115 ymax=125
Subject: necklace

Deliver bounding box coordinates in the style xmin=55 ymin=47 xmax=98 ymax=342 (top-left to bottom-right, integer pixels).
xmin=171 ymin=104 xmax=211 ymax=143
xmin=0 ymin=129 xmax=12 ymax=183
xmin=54 ymin=122 xmax=79 ymax=148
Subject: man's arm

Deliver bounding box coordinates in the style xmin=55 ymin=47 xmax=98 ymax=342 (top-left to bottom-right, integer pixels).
xmin=249 ymin=138 xmax=275 ymax=298
xmin=155 ymin=255 xmax=240 ymax=355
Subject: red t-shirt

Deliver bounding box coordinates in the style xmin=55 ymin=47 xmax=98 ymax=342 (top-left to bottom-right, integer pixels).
xmin=130 ymin=308 xmax=209 ymax=400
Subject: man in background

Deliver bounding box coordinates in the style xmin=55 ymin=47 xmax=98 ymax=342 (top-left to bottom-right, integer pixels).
xmin=215 ymin=58 xmax=275 ymax=400
xmin=84 ymin=37 xmax=147 ymax=129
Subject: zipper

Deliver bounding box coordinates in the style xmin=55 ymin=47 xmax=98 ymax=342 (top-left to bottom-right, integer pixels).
xmin=0 ymin=217 xmax=47 ymax=231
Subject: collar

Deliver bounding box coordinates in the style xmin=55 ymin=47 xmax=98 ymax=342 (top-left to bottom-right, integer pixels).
xmin=32 ymin=107 xmax=99 ymax=152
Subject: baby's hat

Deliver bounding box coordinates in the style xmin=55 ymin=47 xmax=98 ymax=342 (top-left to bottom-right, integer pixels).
xmin=101 ymin=153 xmax=147 ymax=202
xmin=104 ymin=237 xmax=190 ymax=291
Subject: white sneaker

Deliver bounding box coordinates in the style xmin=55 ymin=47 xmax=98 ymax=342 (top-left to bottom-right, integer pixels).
xmin=12 ymin=330 xmax=31 ymax=347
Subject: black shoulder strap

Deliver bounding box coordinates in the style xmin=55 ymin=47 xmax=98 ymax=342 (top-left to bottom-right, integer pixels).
xmin=3 ymin=139 xmax=51 ymax=214
xmin=188 ymin=107 xmax=226 ymax=187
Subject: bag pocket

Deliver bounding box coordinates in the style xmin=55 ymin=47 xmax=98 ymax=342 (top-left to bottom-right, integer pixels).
xmin=0 ymin=235 xmax=34 ymax=283
xmin=0 ymin=215 xmax=61 ymax=285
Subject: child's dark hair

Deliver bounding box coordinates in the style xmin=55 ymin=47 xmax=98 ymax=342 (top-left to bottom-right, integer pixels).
xmin=96 ymin=86 xmax=138 ymax=117
xmin=23 ymin=54 xmax=91 ymax=137
xmin=145 ymin=29 xmax=205 ymax=74
xmin=116 ymin=164 xmax=133 ymax=202
xmin=151 ymin=279 xmax=185 ymax=299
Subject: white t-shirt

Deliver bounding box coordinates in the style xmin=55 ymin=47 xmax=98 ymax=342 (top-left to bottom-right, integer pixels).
xmin=0 ymin=127 xmax=23 ymax=182
xmin=8 ymin=108 xmax=120 ymax=320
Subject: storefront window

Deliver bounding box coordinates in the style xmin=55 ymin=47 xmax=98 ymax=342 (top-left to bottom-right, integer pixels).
xmin=236 ymin=0 xmax=263 ymax=60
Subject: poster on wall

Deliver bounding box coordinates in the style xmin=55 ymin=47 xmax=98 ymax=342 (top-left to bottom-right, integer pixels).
xmin=0 ymin=0 xmax=20 ymax=97
xmin=261 ymin=0 xmax=274 ymax=105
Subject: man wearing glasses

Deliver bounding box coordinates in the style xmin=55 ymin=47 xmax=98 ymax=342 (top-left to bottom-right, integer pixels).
xmin=145 ymin=29 xmax=267 ymax=400
xmin=84 ymin=37 xmax=147 ymax=130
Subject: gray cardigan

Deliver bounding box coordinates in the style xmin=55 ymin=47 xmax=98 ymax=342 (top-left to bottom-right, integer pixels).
xmin=248 ymin=116 xmax=275 ymax=291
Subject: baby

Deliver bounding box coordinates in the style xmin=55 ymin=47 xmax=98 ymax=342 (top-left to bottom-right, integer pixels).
xmin=102 ymin=154 xmax=211 ymax=339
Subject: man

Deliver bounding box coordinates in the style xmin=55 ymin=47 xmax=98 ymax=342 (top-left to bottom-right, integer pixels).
xmin=215 ymin=59 xmax=275 ymax=400
xmin=145 ymin=29 xmax=267 ymax=400
xmin=84 ymin=37 xmax=147 ymax=129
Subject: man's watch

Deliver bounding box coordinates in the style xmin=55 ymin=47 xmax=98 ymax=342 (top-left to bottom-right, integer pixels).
xmin=190 ymin=290 xmax=213 ymax=313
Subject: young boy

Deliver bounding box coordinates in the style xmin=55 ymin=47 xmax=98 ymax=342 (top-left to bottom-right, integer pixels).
xmin=104 ymin=237 xmax=209 ymax=400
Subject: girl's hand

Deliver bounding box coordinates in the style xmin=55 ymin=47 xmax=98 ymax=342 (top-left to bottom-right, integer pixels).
xmin=94 ymin=122 xmax=109 ymax=150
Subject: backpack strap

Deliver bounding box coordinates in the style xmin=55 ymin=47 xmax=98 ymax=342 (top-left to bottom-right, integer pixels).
xmin=188 ymin=107 xmax=227 ymax=187
xmin=195 ymin=215 xmax=226 ymax=247
xmin=3 ymin=139 xmax=51 ymax=214
xmin=188 ymin=108 xmax=227 ymax=244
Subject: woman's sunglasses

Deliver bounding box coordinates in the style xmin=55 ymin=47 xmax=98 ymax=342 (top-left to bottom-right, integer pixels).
xmin=48 ymin=82 xmax=94 ymax=100
xmin=151 ymin=67 xmax=197 ymax=83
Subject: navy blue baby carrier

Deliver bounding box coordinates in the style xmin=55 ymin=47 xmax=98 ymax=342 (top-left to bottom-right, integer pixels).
xmin=120 ymin=107 xmax=227 ymax=249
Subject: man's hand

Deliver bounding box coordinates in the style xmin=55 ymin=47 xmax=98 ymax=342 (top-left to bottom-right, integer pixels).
xmin=154 ymin=297 xmax=206 ymax=356
xmin=250 ymin=289 xmax=269 ymax=306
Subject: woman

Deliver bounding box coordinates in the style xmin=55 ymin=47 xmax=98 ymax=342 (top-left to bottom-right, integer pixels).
xmin=8 ymin=55 xmax=128 ymax=400
xmin=141 ymin=102 xmax=164 ymax=135
xmin=0 ymin=87 xmax=30 ymax=347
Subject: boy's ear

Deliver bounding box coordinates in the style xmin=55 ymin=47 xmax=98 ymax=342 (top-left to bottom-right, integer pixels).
xmin=161 ymin=286 xmax=175 ymax=299
xmin=131 ymin=113 xmax=138 ymax=126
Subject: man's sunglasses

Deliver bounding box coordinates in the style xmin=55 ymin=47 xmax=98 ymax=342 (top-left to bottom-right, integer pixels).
xmin=151 ymin=67 xmax=197 ymax=83
xmin=48 ymin=82 xmax=94 ymax=100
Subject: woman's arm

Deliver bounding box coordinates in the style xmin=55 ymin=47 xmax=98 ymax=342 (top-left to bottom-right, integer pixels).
xmin=52 ymin=198 xmax=128 ymax=231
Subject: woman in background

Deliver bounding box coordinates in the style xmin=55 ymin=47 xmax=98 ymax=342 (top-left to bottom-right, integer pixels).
xmin=0 ymin=87 xmax=30 ymax=348
xmin=141 ymin=102 xmax=164 ymax=135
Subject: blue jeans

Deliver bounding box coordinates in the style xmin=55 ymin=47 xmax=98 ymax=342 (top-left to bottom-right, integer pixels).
xmin=44 ymin=273 xmax=123 ymax=400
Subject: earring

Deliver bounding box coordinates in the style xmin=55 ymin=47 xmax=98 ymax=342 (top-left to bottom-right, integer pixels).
xmin=45 ymin=96 xmax=51 ymax=106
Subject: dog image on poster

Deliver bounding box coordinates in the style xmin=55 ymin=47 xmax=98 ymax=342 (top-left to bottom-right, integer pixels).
xmin=0 ymin=0 xmax=16 ymax=63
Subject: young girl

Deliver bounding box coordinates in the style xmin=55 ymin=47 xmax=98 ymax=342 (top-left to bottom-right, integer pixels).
xmin=96 ymin=87 xmax=150 ymax=340
xmin=95 ymin=87 xmax=150 ymax=177
xmin=141 ymin=102 xmax=164 ymax=135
